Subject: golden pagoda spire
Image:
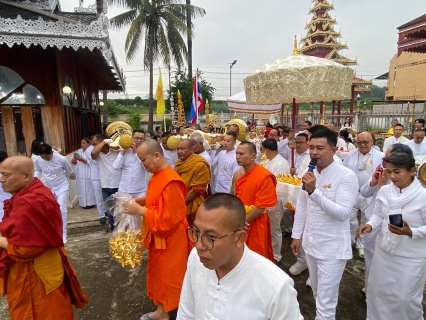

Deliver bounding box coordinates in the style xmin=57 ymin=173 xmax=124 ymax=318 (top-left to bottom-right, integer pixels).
xmin=293 ymin=35 xmax=299 ymax=55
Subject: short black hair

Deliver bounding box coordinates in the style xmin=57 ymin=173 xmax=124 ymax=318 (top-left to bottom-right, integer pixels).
xmin=282 ymin=126 xmax=291 ymax=134
xmin=0 ymin=151 xmax=7 ymax=163
xmin=262 ymin=138 xmax=278 ymax=151
xmin=31 ymin=139 xmax=44 ymax=156
xmin=303 ymin=120 xmax=312 ymax=127
xmin=155 ymin=126 xmax=161 ymax=131
xmin=307 ymin=125 xmax=326 ymax=135
xmin=383 ymin=152 xmax=415 ymax=171
xmin=296 ymin=133 xmax=309 ymax=141
xmin=415 ymin=119 xmax=425 ymax=125
xmin=202 ymin=193 xmax=245 ymax=230
xmin=310 ymin=128 xmax=337 ymax=147
xmin=339 ymin=130 xmax=352 ymax=143
xmin=389 ymin=143 xmax=413 ymax=157
xmin=161 ymin=131 xmax=172 ymax=138
xmin=39 ymin=143 xmax=53 ymax=155
xmin=394 ymin=123 xmax=404 ymax=129
xmin=88 ymin=132 xmax=98 ymax=139
xmin=133 ymin=129 xmax=145 ymax=135
xmin=95 ymin=134 xmax=105 ymax=141
xmin=225 ymin=131 xmax=237 ymax=141
xmin=239 ymin=141 xmax=257 ymax=154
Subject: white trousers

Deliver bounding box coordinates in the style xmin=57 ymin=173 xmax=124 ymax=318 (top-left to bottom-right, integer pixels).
xmin=364 ymin=226 xmax=380 ymax=291
xmin=91 ymin=179 xmax=105 ymax=218
xmin=55 ymin=191 xmax=68 ymax=239
xmin=350 ymin=193 xmax=370 ymax=249
xmin=268 ymin=202 xmax=283 ymax=262
xmin=367 ymin=246 xmax=426 ymax=320
xmin=305 ymin=253 xmax=347 ymax=320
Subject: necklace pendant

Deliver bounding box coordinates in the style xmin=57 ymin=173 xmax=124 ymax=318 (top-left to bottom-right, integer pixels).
xmin=363 ymin=164 xmax=366 ymax=170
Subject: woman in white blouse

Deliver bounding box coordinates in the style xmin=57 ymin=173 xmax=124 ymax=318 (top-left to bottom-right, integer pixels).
xmin=338 ymin=130 xmax=356 ymax=151
xmin=359 ymin=152 xmax=426 ymax=320
xmin=74 ymin=138 xmax=96 ymax=209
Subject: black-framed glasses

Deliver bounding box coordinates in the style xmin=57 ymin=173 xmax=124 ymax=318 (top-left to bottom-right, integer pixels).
xmin=186 ymin=227 xmax=240 ymax=250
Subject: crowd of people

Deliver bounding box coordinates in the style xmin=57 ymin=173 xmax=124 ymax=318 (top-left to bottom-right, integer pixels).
xmin=0 ymin=117 xmax=425 ymax=320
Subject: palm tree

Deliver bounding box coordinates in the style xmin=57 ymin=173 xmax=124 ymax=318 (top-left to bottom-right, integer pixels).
xmin=110 ymin=0 xmax=205 ymax=132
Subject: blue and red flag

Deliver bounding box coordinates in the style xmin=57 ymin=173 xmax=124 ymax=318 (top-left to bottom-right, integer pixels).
xmin=190 ymin=74 xmax=204 ymax=124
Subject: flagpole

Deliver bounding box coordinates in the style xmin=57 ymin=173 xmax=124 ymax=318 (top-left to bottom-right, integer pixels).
xmin=163 ymin=113 xmax=166 ymax=132
xmin=196 ymin=69 xmax=199 ymax=125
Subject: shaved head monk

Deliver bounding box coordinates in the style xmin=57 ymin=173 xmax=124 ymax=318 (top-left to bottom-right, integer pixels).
xmin=177 ymin=193 xmax=303 ymax=320
xmin=233 ymin=142 xmax=277 ymax=261
xmin=0 ymin=156 xmax=88 ymax=319
xmin=124 ymin=140 xmax=192 ymax=320
xmin=175 ymin=139 xmax=211 ymax=225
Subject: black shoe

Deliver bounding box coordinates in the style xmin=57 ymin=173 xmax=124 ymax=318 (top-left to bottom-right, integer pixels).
xmin=274 ymin=259 xmax=281 ymax=266
xmin=100 ymin=217 xmax=106 ymax=225
xmin=282 ymin=231 xmax=292 ymax=238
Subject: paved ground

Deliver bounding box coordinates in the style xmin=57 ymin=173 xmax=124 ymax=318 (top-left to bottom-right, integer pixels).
xmin=0 ymin=207 xmax=425 ymax=319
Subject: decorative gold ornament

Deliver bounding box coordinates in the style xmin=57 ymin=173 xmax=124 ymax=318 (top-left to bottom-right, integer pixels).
xmin=109 ymin=230 xmax=144 ymax=268
xmin=106 ymin=121 xmax=133 ymax=151
xmin=205 ymin=99 xmax=210 ymax=126
xmin=177 ymin=90 xmax=184 ymax=126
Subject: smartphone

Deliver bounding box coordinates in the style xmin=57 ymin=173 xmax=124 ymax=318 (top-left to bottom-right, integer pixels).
xmin=374 ymin=166 xmax=383 ymax=179
xmin=389 ymin=214 xmax=403 ymax=228
xmin=74 ymin=152 xmax=80 ymax=158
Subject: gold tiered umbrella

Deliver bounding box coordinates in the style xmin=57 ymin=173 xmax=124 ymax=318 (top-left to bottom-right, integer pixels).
xmin=244 ymin=55 xmax=354 ymax=105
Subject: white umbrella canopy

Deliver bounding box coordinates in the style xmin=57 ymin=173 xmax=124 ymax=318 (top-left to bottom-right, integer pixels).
xmin=227 ymin=91 xmax=282 ymax=114
xmin=244 ymin=55 xmax=354 ymax=105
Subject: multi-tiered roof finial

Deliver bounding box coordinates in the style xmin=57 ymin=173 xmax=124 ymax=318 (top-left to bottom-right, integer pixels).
xmin=300 ymin=0 xmax=357 ymax=66
xmin=293 ymin=35 xmax=299 ymax=55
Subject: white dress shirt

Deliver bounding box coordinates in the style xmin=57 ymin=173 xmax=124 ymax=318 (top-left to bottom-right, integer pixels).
xmin=95 ymin=150 xmax=122 ymax=189
xmin=161 ymin=144 xmax=178 ymax=168
xmin=85 ymin=145 xmax=100 ymax=180
xmin=404 ymin=139 xmax=426 ymax=158
xmin=177 ymin=246 xmax=304 ymax=320
xmin=292 ymin=161 xmax=358 ymax=260
xmin=199 ymin=150 xmax=211 ymax=165
xmin=112 ymin=149 xmax=147 ymax=195
xmin=211 ymin=149 xmax=240 ymax=193
xmin=383 ymin=135 xmax=409 ymax=153
xmin=337 ymin=137 xmax=346 ymax=149
xmin=35 ymin=152 xmax=73 ymax=195
xmin=277 ymin=138 xmax=289 ymax=160
xmin=265 ymin=153 xmax=290 ymax=175
xmin=289 ymin=148 xmax=310 ymax=175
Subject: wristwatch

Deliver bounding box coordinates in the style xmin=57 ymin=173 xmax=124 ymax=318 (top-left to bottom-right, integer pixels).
xmin=308 ymin=187 xmax=316 ymax=196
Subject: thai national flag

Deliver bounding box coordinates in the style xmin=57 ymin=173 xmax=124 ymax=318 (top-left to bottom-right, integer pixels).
xmin=190 ymin=74 xmax=204 ymax=124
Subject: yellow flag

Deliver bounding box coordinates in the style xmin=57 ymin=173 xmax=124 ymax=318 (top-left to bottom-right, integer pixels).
xmin=155 ymin=68 xmax=165 ymax=117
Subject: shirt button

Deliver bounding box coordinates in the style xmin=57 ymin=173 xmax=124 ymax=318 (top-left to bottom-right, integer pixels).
xmin=214 ymin=295 xmax=218 ymax=300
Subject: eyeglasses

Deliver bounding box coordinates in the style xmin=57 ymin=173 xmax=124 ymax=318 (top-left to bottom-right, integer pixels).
xmin=356 ymin=140 xmax=372 ymax=145
xmin=186 ymin=227 xmax=240 ymax=250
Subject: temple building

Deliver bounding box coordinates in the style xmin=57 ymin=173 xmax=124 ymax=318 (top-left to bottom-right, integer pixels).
xmin=384 ymin=14 xmax=426 ymax=102
xmin=299 ymin=0 xmax=372 ymax=112
xmin=0 ymin=0 xmax=125 ymax=156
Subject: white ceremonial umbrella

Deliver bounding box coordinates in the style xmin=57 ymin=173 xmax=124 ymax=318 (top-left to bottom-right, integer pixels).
xmin=227 ymin=91 xmax=282 ymax=114
xmin=244 ymin=55 xmax=354 ymax=105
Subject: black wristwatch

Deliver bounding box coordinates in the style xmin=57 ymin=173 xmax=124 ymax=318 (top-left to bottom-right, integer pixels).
xmin=308 ymin=187 xmax=316 ymax=196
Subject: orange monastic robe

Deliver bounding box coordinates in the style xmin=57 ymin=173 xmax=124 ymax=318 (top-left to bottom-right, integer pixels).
xmin=235 ymin=164 xmax=277 ymax=261
xmin=0 ymin=178 xmax=88 ymax=320
xmin=142 ymin=165 xmax=192 ymax=312
xmin=174 ymin=153 xmax=211 ymax=225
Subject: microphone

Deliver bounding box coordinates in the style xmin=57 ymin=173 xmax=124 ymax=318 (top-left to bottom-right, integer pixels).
xmin=302 ymin=158 xmax=318 ymax=191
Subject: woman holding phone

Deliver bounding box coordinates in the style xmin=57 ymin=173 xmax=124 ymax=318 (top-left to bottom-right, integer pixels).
xmin=358 ymin=152 xmax=426 ymax=320
xmin=74 ymin=137 xmax=96 ymax=209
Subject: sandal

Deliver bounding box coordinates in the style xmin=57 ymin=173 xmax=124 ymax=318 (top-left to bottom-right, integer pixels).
xmin=138 ymin=313 xmax=155 ymax=320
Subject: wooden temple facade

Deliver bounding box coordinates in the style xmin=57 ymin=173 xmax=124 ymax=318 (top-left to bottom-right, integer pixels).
xmin=0 ymin=0 xmax=125 ymax=156
xmin=299 ymin=0 xmax=372 ymax=113
xmin=385 ymin=14 xmax=426 ymax=102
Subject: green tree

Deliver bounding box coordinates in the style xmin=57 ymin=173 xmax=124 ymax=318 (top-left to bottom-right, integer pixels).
xmin=128 ymin=112 xmax=141 ymax=129
xmin=110 ymin=0 xmax=206 ymax=132
xmin=169 ymin=69 xmax=215 ymax=121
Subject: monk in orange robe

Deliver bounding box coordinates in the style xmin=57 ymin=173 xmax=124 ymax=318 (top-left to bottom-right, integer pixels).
xmin=0 ymin=156 xmax=88 ymax=320
xmin=124 ymin=140 xmax=192 ymax=320
xmin=234 ymin=142 xmax=277 ymax=261
xmin=174 ymin=139 xmax=211 ymax=225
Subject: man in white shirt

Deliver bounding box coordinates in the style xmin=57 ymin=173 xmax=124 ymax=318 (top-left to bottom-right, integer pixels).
xmin=268 ymin=128 xmax=289 ymax=160
xmin=211 ymin=131 xmax=240 ymax=193
xmin=160 ymin=132 xmax=178 ymax=168
xmin=91 ymin=134 xmax=122 ymax=230
xmin=87 ymin=133 xmax=107 ymax=225
xmin=290 ymin=133 xmax=310 ymax=176
xmin=262 ymin=138 xmax=290 ymax=264
xmin=228 ymin=124 xmax=241 ymax=147
xmin=178 ymin=193 xmax=303 ymax=320
xmin=325 ymin=123 xmax=346 ymax=152
xmin=112 ymin=130 xmax=147 ymax=197
xmin=189 ymin=131 xmax=211 ymax=165
xmin=291 ymin=128 xmax=357 ymax=320
xmin=383 ymin=123 xmax=408 ymax=153
xmin=343 ymin=132 xmax=385 ymax=258
xmin=405 ymin=128 xmax=426 ymax=157
xmin=35 ymin=144 xmax=73 ymax=243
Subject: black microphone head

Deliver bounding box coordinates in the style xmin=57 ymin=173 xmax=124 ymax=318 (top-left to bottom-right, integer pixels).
xmin=309 ymin=158 xmax=318 ymax=166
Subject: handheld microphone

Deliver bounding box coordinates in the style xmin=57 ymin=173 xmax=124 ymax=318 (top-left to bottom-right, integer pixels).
xmin=302 ymin=158 xmax=318 ymax=190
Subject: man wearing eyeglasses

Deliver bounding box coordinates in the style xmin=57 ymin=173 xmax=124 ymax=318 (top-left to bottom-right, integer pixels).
xmin=177 ymin=193 xmax=303 ymax=320
xmin=343 ymin=132 xmax=385 ymax=258
xmin=112 ymin=130 xmax=147 ymax=198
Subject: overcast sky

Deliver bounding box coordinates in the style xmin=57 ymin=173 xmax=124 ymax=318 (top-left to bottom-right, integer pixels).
xmin=61 ymin=0 xmax=426 ymax=100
